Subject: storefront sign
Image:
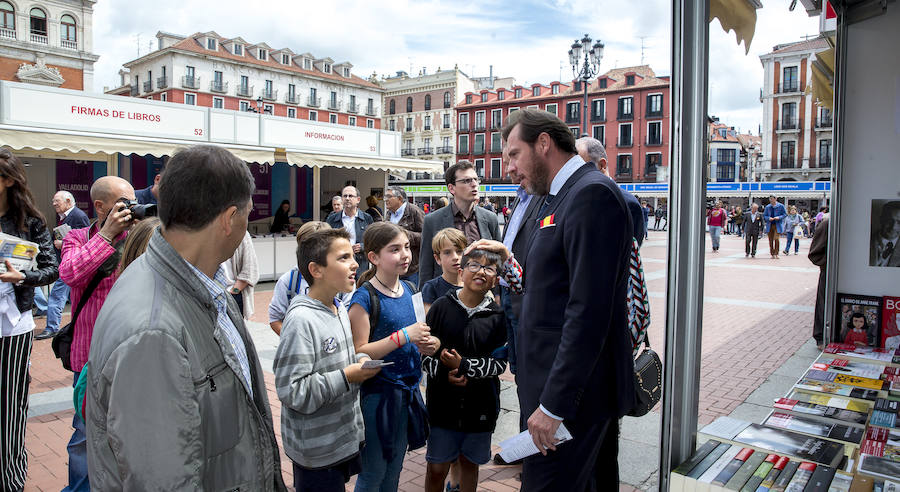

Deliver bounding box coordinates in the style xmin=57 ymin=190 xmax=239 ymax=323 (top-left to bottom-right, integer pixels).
xmin=261 ymin=117 xmax=380 ymax=155
xmin=1 ymin=82 xmax=207 ymax=141
xmin=249 ymin=163 xmax=272 ymax=221
xmin=56 ymin=160 xmax=102 ymax=217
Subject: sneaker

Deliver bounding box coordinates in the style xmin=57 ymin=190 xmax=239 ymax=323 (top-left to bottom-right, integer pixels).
xmin=445 ymin=483 xmax=460 ymax=492
xmin=35 ymin=328 xmax=58 ymax=340
xmin=745 ymin=253 xmax=749 ymax=257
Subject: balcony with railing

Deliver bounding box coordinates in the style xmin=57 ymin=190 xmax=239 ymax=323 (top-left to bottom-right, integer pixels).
xmin=0 ymin=27 xmax=16 ymax=40
xmin=814 ymin=116 xmax=833 ymax=129
xmin=282 ymin=92 xmax=297 ymax=104
xmin=457 ymin=147 xmax=470 ymax=155
xmin=327 ymin=99 xmax=341 ymax=111
xmin=417 ymin=148 xmax=433 ymax=155
xmin=182 ymin=76 xmax=200 ymax=90
xmin=366 ymin=105 xmax=377 ymax=116
xmin=645 ymin=135 xmax=663 ymax=146
xmin=776 ymin=157 xmax=796 ymax=169
xmin=347 ymin=103 xmax=359 ymax=114
xmin=30 ymin=32 xmax=48 ymax=44
xmin=490 ymin=144 xmax=502 ymax=153
xmin=156 ymin=76 xmax=168 ymax=89
xmin=776 ymin=82 xmax=800 ymax=94
xmin=401 ymin=149 xmax=416 ymax=156
xmin=490 ymin=120 xmax=503 ymax=130
xmin=142 ymin=81 xmax=152 ymax=93
xmin=444 ymin=100 xmax=451 ymax=109
xmin=129 ymin=85 xmax=139 ymax=96
xmin=60 ymin=38 xmax=77 ymax=50
xmin=617 ymin=111 xmax=634 ymax=121
xmin=472 ymin=146 xmax=485 ymax=155
xmin=436 ymin=146 xmax=453 ymax=154
xmin=236 ymin=84 xmax=253 ymax=98
xmin=814 ymin=156 xmax=832 ymax=168
xmin=617 ymin=137 xmax=633 ymax=148
xmin=565 ymin=113 xmax=580 ymax=124
xmin=473 ymin=123 xmax=486 ymax=132
xmin=308 ymin=96 xmax=321 ymax=107
xmin=591 ymin=113 xmax=606 ymax=122
xmin=616 ymin=168 xmax=633 ymax=180
xmin=210 ymin=80 xmax=228 ymax=93
xmin=776 ymin=119 xmax=800 ymax=132
xmin=261 ymin=88 xmax=277 ymax=101
xmin=646 ymin=108 xmax=663 ymax=118
xmin=459 ymin=124 xmax=470 ymax=132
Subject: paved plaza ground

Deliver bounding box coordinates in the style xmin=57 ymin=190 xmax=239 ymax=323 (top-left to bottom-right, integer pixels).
xmin=20 ymin=229 xmax=822 ymax=491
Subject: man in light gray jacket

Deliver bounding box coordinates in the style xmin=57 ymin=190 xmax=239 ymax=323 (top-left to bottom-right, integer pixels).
xmin=86 ymin=145 xmax=286 ymax=491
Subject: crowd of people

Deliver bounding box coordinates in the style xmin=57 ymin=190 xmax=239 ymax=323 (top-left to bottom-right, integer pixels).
xmin=705 ymin=198 xmax=829 ymax=258
xmin=1 ymin=109 xmax=649 ymax=492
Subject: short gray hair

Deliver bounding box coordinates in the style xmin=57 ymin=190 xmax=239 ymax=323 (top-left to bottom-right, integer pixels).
xmin=56 ymin=190 xmax=75 ymax=204
xmin=386 ymin=186 xmax=407 ymax=201
xmin=331 ymin=195 xmax=342 ymax=203
xmin=576 ymin=137 xmax=607 ymax=164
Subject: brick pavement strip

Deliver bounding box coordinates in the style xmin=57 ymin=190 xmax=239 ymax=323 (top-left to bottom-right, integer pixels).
xmin=22 ymin=231 xmax=819 ymax=491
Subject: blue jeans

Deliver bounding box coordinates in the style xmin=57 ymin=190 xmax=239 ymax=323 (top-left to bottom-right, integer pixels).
xmin=33 ymin=287 xmax=47 ymax=314
xmin=355 ymin=392 xmax=409 ymax=492
xmin=783 ymin=232 xmax=794 ymax=253
xmin=500 ymin=286 xmax=518 ymax=375
xmin=46 ymin=278 xmax=70 ymax=332
xmin=63 ymin=371 xmax=90 ymax=492
xmin=709 ymin=226 xmax=723 ymax=250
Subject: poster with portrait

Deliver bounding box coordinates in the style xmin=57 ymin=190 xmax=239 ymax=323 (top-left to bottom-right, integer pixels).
xmin=870 ymin=199 xmax=900 ymax=267
xmin=835 ymin=293 xmax=882 ymax=348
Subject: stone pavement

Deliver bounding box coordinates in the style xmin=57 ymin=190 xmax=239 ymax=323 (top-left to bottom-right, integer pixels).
xmin=19 ymin=230 xmax=821 ymax=491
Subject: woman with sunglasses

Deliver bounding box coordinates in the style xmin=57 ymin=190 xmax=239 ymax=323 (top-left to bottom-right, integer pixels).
xmin=0 ymin=148 xmax=59 ymax=491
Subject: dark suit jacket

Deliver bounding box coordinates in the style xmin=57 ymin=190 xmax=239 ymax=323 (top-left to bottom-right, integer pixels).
xmin=326 ymin=210 xmax=374 ymax=272
xmin=744 ymin=212 xmax=765 ymax=238
xmin=386 ymin=203 xmax=425 ymax=275
xmin=501 ymin=192 xmax=545 ymax=318
xmin=418 ymin=203 xmax=500 ymax=289
xmin=56 ymin=206 xmax=90 ymax=263
xmin=517 ymin=163 xmax=635 ymax=424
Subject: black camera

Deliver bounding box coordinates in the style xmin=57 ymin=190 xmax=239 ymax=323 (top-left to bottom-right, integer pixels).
xmin=117 ymin=198 xmax=157 ymax=220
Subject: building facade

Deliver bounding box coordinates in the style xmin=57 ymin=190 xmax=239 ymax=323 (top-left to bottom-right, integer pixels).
xmin=0 ymin=0 xmax=98 ymax=90
xmin=454 ymin=65 xmax=670 ymax=183
xmin=108 ymin=31 xmax=383 ymax=129
xmin=380 ymin=68 xmax=476 ymax=174
xmin=708 ymin=118 xmax=744 ymax=182
xmin=759 ymin=38 xmax=832 ymax=182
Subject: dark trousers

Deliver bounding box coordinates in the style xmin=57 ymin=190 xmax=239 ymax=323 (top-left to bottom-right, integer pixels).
xmin=745 ymin=233 xmax=759 ymax=256
xmin=0 ymin=332 xmax=32 ymax=491
xmin=521 ymin=418 xmax=612 ymax=492
xmin=592 ymin=419 xmax=620 ymax=490
xmin=500 ymin=286 xmax=519 ymax=375
xmin=294 ymin=455 xmax=361 ymax=492
xmin=768 ymin=227 xmax=780 ymax=256
xmin=813 ymin=267 xmax=826 ymax=344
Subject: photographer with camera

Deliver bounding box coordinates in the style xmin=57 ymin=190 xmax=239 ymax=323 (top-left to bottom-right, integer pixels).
xmin=58 ymin=175 xmax=142 ymax=492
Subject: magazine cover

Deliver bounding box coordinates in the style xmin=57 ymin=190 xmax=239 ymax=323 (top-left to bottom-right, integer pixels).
xmin=835 ymin=293 xmax=883 ymax=348
xmin=885 ymin=297 xmax=900 ymax=351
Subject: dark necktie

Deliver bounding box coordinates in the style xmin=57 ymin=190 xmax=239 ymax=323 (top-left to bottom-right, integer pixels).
xmin=536 ymin=194 xmax=555 ymax=220
xmin=57 ymin=216 xmax=64 ymax=226
xmin=884 ymin=241 xmax=895 ymax=261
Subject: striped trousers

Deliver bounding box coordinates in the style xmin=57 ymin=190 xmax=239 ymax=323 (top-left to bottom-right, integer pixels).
xmin=1 ymin=331 xmax=32 ymax=491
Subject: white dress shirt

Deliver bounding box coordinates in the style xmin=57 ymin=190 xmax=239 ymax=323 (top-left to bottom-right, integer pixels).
xmin=341 ymin=210 xmax=358 ymax=244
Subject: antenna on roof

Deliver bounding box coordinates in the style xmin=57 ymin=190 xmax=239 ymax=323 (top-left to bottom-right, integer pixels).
xmin=135 ymin=33 xmax=141 ymax=57
xmin=639 ymin=36 xmax=648 ymax=65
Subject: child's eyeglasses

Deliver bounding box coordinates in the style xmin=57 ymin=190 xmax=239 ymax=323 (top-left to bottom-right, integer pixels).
xmin=464 ymin=262 xmax=497 ymax=276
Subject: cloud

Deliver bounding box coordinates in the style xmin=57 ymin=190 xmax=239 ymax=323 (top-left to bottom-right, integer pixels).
xmin=90 ymin=0 xmax=819 ymax=137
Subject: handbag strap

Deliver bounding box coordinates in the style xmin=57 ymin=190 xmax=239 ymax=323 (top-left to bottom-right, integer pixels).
xmin=69 ymin=269 xmax=108 ymax=328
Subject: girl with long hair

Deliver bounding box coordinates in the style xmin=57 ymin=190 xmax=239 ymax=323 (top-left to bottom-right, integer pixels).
xmin=348 ymin=222 xmax=436 ymax=491
xmin=0 ymin=148 xmax=59 ymax=491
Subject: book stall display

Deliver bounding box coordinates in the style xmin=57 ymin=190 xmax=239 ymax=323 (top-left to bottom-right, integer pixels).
xmin=670 ymin=343 xmax=900 ymax=491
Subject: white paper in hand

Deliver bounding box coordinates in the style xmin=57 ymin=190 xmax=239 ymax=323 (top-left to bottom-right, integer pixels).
xmin=412 ymin=292 xmax=426 ymax=323
xmin=361 ymin=360 xmax=394 ymax=369
xmin=497 ymin=423 xmax=573 ymax=463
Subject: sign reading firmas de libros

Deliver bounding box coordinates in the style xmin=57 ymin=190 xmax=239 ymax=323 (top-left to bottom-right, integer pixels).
xmin=2 ymin=83 xmax=208 ymax=141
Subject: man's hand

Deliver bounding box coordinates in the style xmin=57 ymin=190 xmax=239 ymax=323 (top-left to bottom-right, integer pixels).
xmin=53 ymin=239 xmax=63 ymax=250
xmin=439 ymin=348 xmax=462 ymax=370
xmin=353 ymin=243 xmax=362 ymax=254
xmin=0 ymin=260 xmax=25 ymax=284
xmin=527 ymin=408 xmax=562 ymax=456
xmin=463 ymin=239 xmax=510 ymax=261
xmin=448 ymin=368 xmax=467 ymax=387
xmin=99 ymin=202 xmax=133 ymax=239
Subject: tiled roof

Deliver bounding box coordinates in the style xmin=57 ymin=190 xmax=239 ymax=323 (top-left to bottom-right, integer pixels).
xmin=769 ymin=37 xmax=830 ymax=55
xmin=161 ymin=32 xmax=381 ymax=90
xmin=709 ymin=121 xmax=741 ymax=143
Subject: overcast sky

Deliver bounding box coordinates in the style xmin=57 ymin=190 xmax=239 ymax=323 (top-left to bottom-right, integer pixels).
xmin=92 ymin=0 xmax=820 ymax=134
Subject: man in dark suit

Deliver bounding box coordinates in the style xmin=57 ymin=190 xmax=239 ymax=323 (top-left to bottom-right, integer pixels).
xmin=809 ymin=215 xmax=829 ymax=347
xmin=35 ymin=190 xmax=91 ymax=340
xmin=744 ymin=202 xmax=764 ymax=258
xmin=504 ymin=109 xmax=634 ymax=491
xmin=326 ymin=185 xmax=374 ymax=272
xmin=384 ymin=185 xmax=425 ymax=285
xmin=417 ymin=160 xmax=500 ymax=289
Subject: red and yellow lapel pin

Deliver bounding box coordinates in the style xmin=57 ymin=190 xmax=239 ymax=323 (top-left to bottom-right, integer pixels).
xmin=540 ymin=214 xmax=556 ymax=229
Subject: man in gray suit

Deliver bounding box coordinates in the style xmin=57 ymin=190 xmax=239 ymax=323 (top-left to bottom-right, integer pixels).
xmin=870 ymin=201 xmax=900 ymax=267
xmin=418 ymin=160 xmax=500 ymax=289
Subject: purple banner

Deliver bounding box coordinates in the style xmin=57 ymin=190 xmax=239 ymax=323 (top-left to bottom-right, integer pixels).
xmin=56 ymin=160 xmax=95 ymax=218
xmin=249 ymin=163 xmax=271 ymax=222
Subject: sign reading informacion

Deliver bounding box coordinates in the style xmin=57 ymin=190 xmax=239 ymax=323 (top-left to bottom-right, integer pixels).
xmin=261 ymin=117 xmax=381 ymax=156
xmin=1 ymin=82 xmax=208 ymax=141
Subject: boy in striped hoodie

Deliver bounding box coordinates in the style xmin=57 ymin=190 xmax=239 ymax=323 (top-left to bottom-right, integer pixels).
xmin=274 ymin=228 xmax=381 ymax=491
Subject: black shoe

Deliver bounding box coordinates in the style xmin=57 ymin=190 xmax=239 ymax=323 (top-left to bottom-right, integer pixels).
xmin=35 ymin=328 xmax=58 ymax=340
xmin=493 ymin=453 xmax=523 ymax=466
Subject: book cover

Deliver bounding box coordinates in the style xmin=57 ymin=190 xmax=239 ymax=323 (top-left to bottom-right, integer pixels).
xmin=770 ymin=461 xmax=801 ymax=492
xmin=783 ymin=462 xmax=816 ymax=491
xmin=759 ymin=455 xmax=791 ymax=491
xmin=846 ymin=475 xmax=875 ymax=492
xmin=836 ymin=293 xmax=883 ymax=348
xmin=813 ymin=358 xmax=886 ymax=380
xmin=794 ymin=379 xmax=880 ymax=403
xmin=732 ymin=425 xmax=845 ymax=467
xmin=875 ymin=399 xmax=900 ymax=413
xmin=726 ymin=452 xmax=770 ymax=490
xmin=824 ymin=344 xmax=896 ymax=365
xmin=871 ymin=410 xmax=898 ymax=429
xmin=740 ymin=454 xmax=777 ymax=491
xmin=884 ymin=297 xmax=900 ymax=352
xmin=689 ymin=443 xmax=733 ymax=479
xmin=764 ymin=412 xmax=864 ymax=446
xmin=786 ymin=391 xmax=873 ymax=413
xmin=673 ymin=439 xmax=723 ymax=475
xmin=699 ymin=445 xmax=743 ymax=483
xmin=802 ymin=464 xmax=836 ymax=491
xmin=714 ymin=448 xmax=756 ymax=486
xmin=859 ymin=454 xmax=900 ymax=482
xmin=827 ymin=470 xmax=854 ymax=492
xmin=774 ymin=398 xmax=869 ymax=426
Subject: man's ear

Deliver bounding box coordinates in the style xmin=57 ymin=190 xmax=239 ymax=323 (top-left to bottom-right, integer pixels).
xmin=598 ymin=158 xmax=608 ymax=172
xmin=222 ymin=205 xmax=239 ymax=236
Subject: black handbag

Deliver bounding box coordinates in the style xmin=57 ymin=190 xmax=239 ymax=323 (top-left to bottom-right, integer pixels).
xmin=52 ymin=270 xmax=106 ymax=371
xmin=628 ymin=339 xmax=662 ymax=417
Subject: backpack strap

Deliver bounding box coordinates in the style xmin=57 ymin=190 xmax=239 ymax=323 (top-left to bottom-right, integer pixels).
xmin=362 ymin=281 xmax=381 ymax=343
xmin=627 ymin=238 xmax=651 ymax=357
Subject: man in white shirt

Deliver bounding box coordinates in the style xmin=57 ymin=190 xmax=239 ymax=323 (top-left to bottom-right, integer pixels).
xmin=326 ymin=186 xmax=374 ymax=272
xmin=871 ymin=201 xmax=900 ymax=267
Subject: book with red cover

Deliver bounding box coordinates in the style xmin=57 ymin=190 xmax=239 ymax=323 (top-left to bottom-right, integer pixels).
xmin=836 ymin=293 xmax=882 ymax=347
xmin=883 ymin=297 xmax=900 ymax=352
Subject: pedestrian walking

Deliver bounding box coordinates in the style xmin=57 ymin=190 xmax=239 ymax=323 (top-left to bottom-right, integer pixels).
xmin=744 ymin=203 xmax=764 ymax=258
xmin=707 ymin=201 xmax=727 ymax=252
xmin=783 ymin=205 xmax=803 ymax=255
xmin=732 ymin=206 xmax=744 ymax=237
xmin=764 ymin=196 xmax=787 ymax=259
xmin=0 ymin=149 xmax=59 ymax=492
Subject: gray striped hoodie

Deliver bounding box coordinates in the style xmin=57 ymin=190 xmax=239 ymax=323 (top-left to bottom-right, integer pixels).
xmin=273 ymin=294 xmax=367 ymax=468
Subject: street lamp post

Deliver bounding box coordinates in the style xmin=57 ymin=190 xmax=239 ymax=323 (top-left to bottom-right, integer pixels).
xmin=569 ymin=34 xmax=604 ymax=136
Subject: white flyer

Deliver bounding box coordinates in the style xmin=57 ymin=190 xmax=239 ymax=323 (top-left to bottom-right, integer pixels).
xmin=412 ymin=292 xmax=426 ymax=323
xmin=497 ymin=423 xmax=573 ymax=463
